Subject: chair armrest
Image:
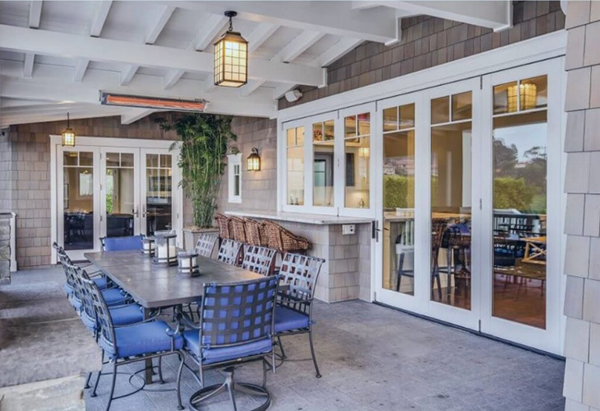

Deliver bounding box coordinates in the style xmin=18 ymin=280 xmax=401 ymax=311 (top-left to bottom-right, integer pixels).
xmin=176 ymin=307 xmax=200 ymax=331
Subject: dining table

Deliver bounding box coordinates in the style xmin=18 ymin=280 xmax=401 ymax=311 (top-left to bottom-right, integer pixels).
xmin=84 ymin=250 xmax=264 ymax=384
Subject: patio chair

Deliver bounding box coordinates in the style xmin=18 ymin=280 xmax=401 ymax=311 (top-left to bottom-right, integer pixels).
xmin=214 ymin=213 xmax=233 ymax=240
xmin=229 ymin=215 xmax=248 ymax=243
xmin=82 ymin=275 xmax=185 ymax=411
xmin=274 ymin=253 xmax=325 ymax=378
xmin=176 ymin=276 xmax=279 ymax=411
xmin=217 ymin=239 xmax=243 ymax=266
xmin=101 ymin=235 xmax=143 ymax=251
xmin=241 ymin=245 xmax=278 ymax=276
xmin=53 ymin=242 xmax=108 ymax=290
xmin=195 ymin=233 xmax=218 ymax=258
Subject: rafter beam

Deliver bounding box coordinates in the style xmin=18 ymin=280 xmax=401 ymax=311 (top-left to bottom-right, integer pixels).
xmin=312 ymin=38 xmax=363 ymax=68
xmin=23 ymin=54 xmax=34 ymax=78
xmin=377 ymin=1 xmax=512 ymax=31
xmin=73 ymin=59 xmax=89 ymax=82
xmin=240 ymin=80 xmax=264 ymax=97
xmin=272 ymin=83 xmax=295 ymax=100
xmin=246 ymin=23 xmax=280 ymax=53
xmin=28 ymin=1 xmax=42 ymax=29
xmin=0 ymin=25 xmax=324 ymax=87
xmin=278 ymin=31 xmax=325 ymax=63
xmin=89 ymin=0 xmax=113 ymax=37
xmin=146 ymin=5 xmax=175 ymax=44
xmin=165 ymin=1 xmax=401 ymax=44
xmin=121 ymin=108 xmax=154 ymax=125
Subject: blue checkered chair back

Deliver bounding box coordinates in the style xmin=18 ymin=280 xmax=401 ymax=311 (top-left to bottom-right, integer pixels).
xmin=200 ymin=276 xmax=278 ymax=348
xmin=102 ymin=235 xmax=143 ymax=251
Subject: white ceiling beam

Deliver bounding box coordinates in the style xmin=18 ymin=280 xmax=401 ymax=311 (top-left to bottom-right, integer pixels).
xmin=278 ymin=31 xmax=325 ymax=63
xmin=89 ymin=0 xmax=113 ymax=37
xmin=352 ymin=2 xmax=382 ymax=10
xmin=120 ymin=65 xmax=139 ymax=86
xmin=1 ymin=107 xmax=125 ymax=128
xmin=272 ymin=83 xmax=295 ymax=100
xmin=0 ymin=61 xmax=277 ymax=118
xmin=23 ymin=54 xmax=34 ymax=78
xmin=165 ymin=1 xmax=400 ymax=44
xmin=73 ymin=59 xmax=89 ymax=82
xmin=28 ymin=1 xmax=42 ymax=29
xmin=312 ymin=38 xmax=363 ymax=68
xmin=121 ymin=108 xmax=155 ymax=125
xmin=240 ymin=80 xmax=264 ymax=97
xmin=378 ymin=1 xmax=512 ymax=31
xmin=164 ymin=70 xmax=185 ymax=90
xmin=246 ymin=23 xmax=280 ymax=53
xmin=0 ymin=25 xmax=324 ymax=87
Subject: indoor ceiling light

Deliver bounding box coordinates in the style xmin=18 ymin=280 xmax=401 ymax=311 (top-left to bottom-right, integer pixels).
xmin=61 ymin=112 xmax=76 ymax=147
xmin=214 ymin=11 xmax=248 ymax=88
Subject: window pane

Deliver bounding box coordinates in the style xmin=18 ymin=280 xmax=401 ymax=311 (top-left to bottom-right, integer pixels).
xmin=63 ymin=151 xmax=94 ymax=251
xmin=121 ymin=153 xmax=134 ymax=168
xmin=105 ymin=166 xmax=135 ymax=238
xmin=492 ymin=110 xmax=547 ymax=329
xmin=313 ymin=120 xmax=334 ymax=207
xmin=79 ymin=152 xmax=93 ymax=166
xmin=345 ymin=115 xmax=357 ymax=137
xmin=64 ymin=151 xmax=78 ymax=166
xmin=521 ymin=76 xmax=547 ymax=111
xmin=399 ymin=104 xmax=415 ymax=130
xmin=146 ymin=154 xmax=159 ymax=168
xmin=313 ymin=123 xmax=323 ymax=142
xmin=383 ymin=107 xmax=398 ymax=132
xmin=287 ymin=128 xmax=295 ymax=146
xmin=345 ymin=136 xmax=370 ymax=208
xmin=324 ymin=120 xmax=335 ymax=141
xmin=106 ymin=153 xmax=120 ymax=167
xmin=431 ymin=96 xmax=450 ymax=124
xmin=146 ymin=155 xmax=172 ymax=235
xmin=493 ymin=81 xmax=514 ymax=114
xmin=160 ymin=154 xmax=172 ymax=168
xmin=431 ymin=121 xmax=472 ymax=310
xmin=383 ymin=130 xmax=415 ymax=295
xmin=287 ymin=126 xmax=304 ymax=205
xmin=234 ymin=174 xmax=240 ymax=196
xmin=357 ymin=113 xmax=370 ymax=136
xmin=452 ymin=92 xmax=472 ymax=121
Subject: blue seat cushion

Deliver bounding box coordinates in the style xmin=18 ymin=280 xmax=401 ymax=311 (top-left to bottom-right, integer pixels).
xmin=103 ymin=236 xmax=143 ymax=252
xmin=111 ymin=304 xmax=144 ymax=325
xmin=101 ymin=320 xmax=183 ymax=359
xmin=92 ymin=276 xmax=108 ymax=290
xmin=274 ymin=306 xmax=310 ymax=333
xmin=102 ymin=288 xmax=128 ymax=306
xmin=183 ymin=330 xmax=272 ymax=365
xmin=62 ymin=283 xmax=73 ymax=296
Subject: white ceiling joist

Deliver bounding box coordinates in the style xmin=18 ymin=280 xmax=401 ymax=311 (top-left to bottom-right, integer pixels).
xmin=0 ymin=25 xmax=324 ymax=87
xmin=121 ymin=108 xmax=155 ymax=125
xmin=378 ymin=1 xmax=512 ymax=31
xmin=73 ymin=59 xmax=88 ymax=82
xmin=312 ymin=37 xmax=363 ymax=67
xmin=89 ymin=0 xmax=113 ymax=37
xmin=246 ymin=23 xmax=280 ymax=53
xmin=23 ymin=53 xmax=34 ymax=78
xmin=28 ymin=1 xmax=42 ymax=29
xmin=166 ymin=1 xmax=400 ymax=44
xmin=121 ymin=5 xmax=175 ymax=86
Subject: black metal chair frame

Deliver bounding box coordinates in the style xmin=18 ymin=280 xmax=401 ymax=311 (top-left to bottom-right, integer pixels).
xmin=81 ymin=274 xmax=185 ymax=411
xmin=275 ymin=253 xmax=325 ymax=378
xmin=195 ymin=233 xmax=219 ymax=258
xmin=176 ymin=276 xmax=279 ymax=411
xmin=217 ymin=239 xmax=244 ymax=266
xmin=241 ymin=245 xmax=277 ymax=276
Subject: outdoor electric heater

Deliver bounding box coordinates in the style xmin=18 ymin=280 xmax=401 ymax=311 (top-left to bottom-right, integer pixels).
xmin=100 ymin=92 xmax=207 ymax=112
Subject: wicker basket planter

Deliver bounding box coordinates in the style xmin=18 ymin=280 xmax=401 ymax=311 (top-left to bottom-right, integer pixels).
xmin=214 ymin=213 xmax=233 ymax=240
xmin=244 ymin=218 xmax=268 ymax=247
xmin=263 ymin=220 xmax=310 ymax=253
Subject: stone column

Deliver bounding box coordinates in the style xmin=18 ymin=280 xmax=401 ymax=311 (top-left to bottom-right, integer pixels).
xmin=563 ymin=1 xmax=600 ymax=410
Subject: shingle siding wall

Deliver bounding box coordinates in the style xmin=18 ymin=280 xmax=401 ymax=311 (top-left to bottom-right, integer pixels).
xmin=5 ymin=115 xmax=180 ymax=268
xmin=563 ymin=1 xmax=600 ymax=410
xmin=278 ymin=1 xmax=564 ymax=110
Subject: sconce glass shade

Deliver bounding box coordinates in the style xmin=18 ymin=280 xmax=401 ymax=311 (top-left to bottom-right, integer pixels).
xmin=153 ymin=230 xmax=177 ymax=265
xmin=178 ymin=251 xmax=199 ymax=277
xmin=214 ymin=31 xmax=248 ymax=87
xmin=247 ymin=147 xmax=261 ymax=171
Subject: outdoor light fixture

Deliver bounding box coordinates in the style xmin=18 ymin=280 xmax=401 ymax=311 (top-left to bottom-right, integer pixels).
xmin=142 ymin=236 xmax=156 ymax=256
xmin=214 ymin=11 xmax=248 ymax=88
xmin=61 ymin=113 xmax=76 ymax=147
xmin=508 ymin=82 xmax=537 ymax=112
xmin=247 ymin=147 xmax=261 ymax=171
xmin=100 ymin=92 xmax=207 ymax=112
xmin=177 ymin=251 xmax=199 ymax=277
xmin=153 ymin=230 xmax=177 ymax=266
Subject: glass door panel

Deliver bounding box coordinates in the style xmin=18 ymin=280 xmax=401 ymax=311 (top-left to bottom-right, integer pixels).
xmin=104 ymin=152 xmax=136 ymax=238
xmin=313 ymin=120 xmax=335 ymax=207
xmin=344 ymin=113 xmax=370 ymax=209
xmin=144 ymin=153 xmax=173 ymax=235
xmin=63 ymin=151 xmax=95 ymax=251
xmin=430 ymin=93 xmax=473 ymax=310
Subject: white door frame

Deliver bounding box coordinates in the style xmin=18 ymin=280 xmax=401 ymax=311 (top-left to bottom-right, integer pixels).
xmin=50 ymin=136 xmax=181 ymax=263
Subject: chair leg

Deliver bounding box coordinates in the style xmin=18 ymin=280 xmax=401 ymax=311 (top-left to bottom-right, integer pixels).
xmin=91 ymin=350 xmax=105 ymax=397
xmin=158 ymin=356 xmax=165 ymax=384
xmin=84 ymin=371 xmax=93 ymax=389
xmin=308 ymin=330 xmax=321 ymax=378
xmin=277 ymin=336 xmax=286 ymax=359
xmin=105 ymin=361 xmax=118 ymax=411
xmin=396 ymin=253 xmax=405 ymax=292
xmin=176 ymin=353 xmax=185 ymax=410
xmin=227 ymin=373 xmax=238 ymax=411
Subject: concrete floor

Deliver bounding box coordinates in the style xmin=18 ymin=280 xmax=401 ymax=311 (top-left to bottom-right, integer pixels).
xmin=6 ymin=267 xmax=565 ymax=411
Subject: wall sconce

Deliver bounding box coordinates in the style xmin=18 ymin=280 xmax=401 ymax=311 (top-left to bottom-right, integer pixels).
xmin=214 ymin=11 xmax=248 ymax=88
xmin=247 ymin=147 xmax=261 ymax=171
xmin=61 ymin=112 xmax=76 ymax=147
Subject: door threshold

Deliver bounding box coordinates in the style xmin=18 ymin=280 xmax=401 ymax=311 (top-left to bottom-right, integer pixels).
xmin=372 ymin=301 xmax=564 ymax=361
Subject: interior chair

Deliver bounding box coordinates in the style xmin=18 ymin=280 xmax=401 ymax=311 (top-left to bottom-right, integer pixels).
xmin=195 ymin=233 xmax=219 ymax=258
xmin=241 ymin=245 xmax=277 ymax=276
xmin=177 ymin=276 xmax=279 ymax=411
xmin=430 ymin=220 xmax=447 ymax=300
xmin=101 ymin=235 xmax=144 ymax=252
xmin=217 ymin=239 xmax=243 ymax=266
xmin=274 ymin=253 xmax=325 ymax=378
xmin=82 ymin=275 xmax=184 ymax=411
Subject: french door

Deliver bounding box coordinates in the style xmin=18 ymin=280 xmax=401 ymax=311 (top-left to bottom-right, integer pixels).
xmin=54 ymin=138 xmax=181 ymax=261
xmin=374 ymin=58 xmax=564 ymax=354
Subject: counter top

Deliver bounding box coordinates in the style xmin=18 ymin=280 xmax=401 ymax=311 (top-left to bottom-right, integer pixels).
xmin=225 ymin=210 xmax=374 ymax=225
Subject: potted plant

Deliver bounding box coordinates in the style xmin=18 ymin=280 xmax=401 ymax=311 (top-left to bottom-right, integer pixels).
xmin=159 ymin=113 xmax=237 ymax=250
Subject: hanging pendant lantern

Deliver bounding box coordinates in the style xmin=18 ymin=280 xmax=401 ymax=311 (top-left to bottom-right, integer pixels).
xmin=61 ymin=113 xmax=76 ymax=147
xmin=214 ymin=11 xmax=248 ymax=88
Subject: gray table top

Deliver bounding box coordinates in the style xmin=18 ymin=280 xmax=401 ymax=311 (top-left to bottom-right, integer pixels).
xmin=84 ymin=251 xmax=262 ymax=309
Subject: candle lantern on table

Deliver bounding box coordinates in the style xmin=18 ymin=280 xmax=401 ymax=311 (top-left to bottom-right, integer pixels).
xmin=142 ymin=236 xmax=156 ymax=256
xmin=177 ymin=251 xmax=199 ymax=277
xmin=153 ymin=231 xmax=177 ymax=266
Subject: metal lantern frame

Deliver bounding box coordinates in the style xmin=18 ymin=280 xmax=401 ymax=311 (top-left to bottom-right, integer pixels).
xmin=153 ymin=231 xmax=178 ymax=266
xmin=247 ymin=147 xmax=261 ymax=171
xmin=62 ymin=113 xmax=76 ymax=147
xmin=177 ymin=251 xmax=200 ymax=277
xmin=214 ymin=11 xmax=248 ymax=88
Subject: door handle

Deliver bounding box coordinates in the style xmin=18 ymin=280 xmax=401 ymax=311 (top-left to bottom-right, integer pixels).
xmin=134 ymin=207 xmax=139 ymax=217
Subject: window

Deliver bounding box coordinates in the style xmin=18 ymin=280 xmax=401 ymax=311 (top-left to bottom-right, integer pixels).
xmin=287 ymin=126 xmax=305 ymax=206
xmin=313 ymin=119 xmax=335 ymax=207
xmin=227 ymin=153 xmax=242 ymax=203
xmin=344 ymin=113 xmax=370 ymax=208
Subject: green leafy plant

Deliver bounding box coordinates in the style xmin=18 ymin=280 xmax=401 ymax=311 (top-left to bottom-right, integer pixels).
xmin=159 ymin=114 xmax=237 ymax=228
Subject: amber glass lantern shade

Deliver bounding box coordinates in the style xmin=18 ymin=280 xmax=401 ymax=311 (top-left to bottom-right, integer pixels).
xmin=61 ymin=113 xmax=76 ymax=147
xmin=247 ymin=147 xmax=261 ymax=171
xmin=214 ymin=11 xmax=248 ymax=87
